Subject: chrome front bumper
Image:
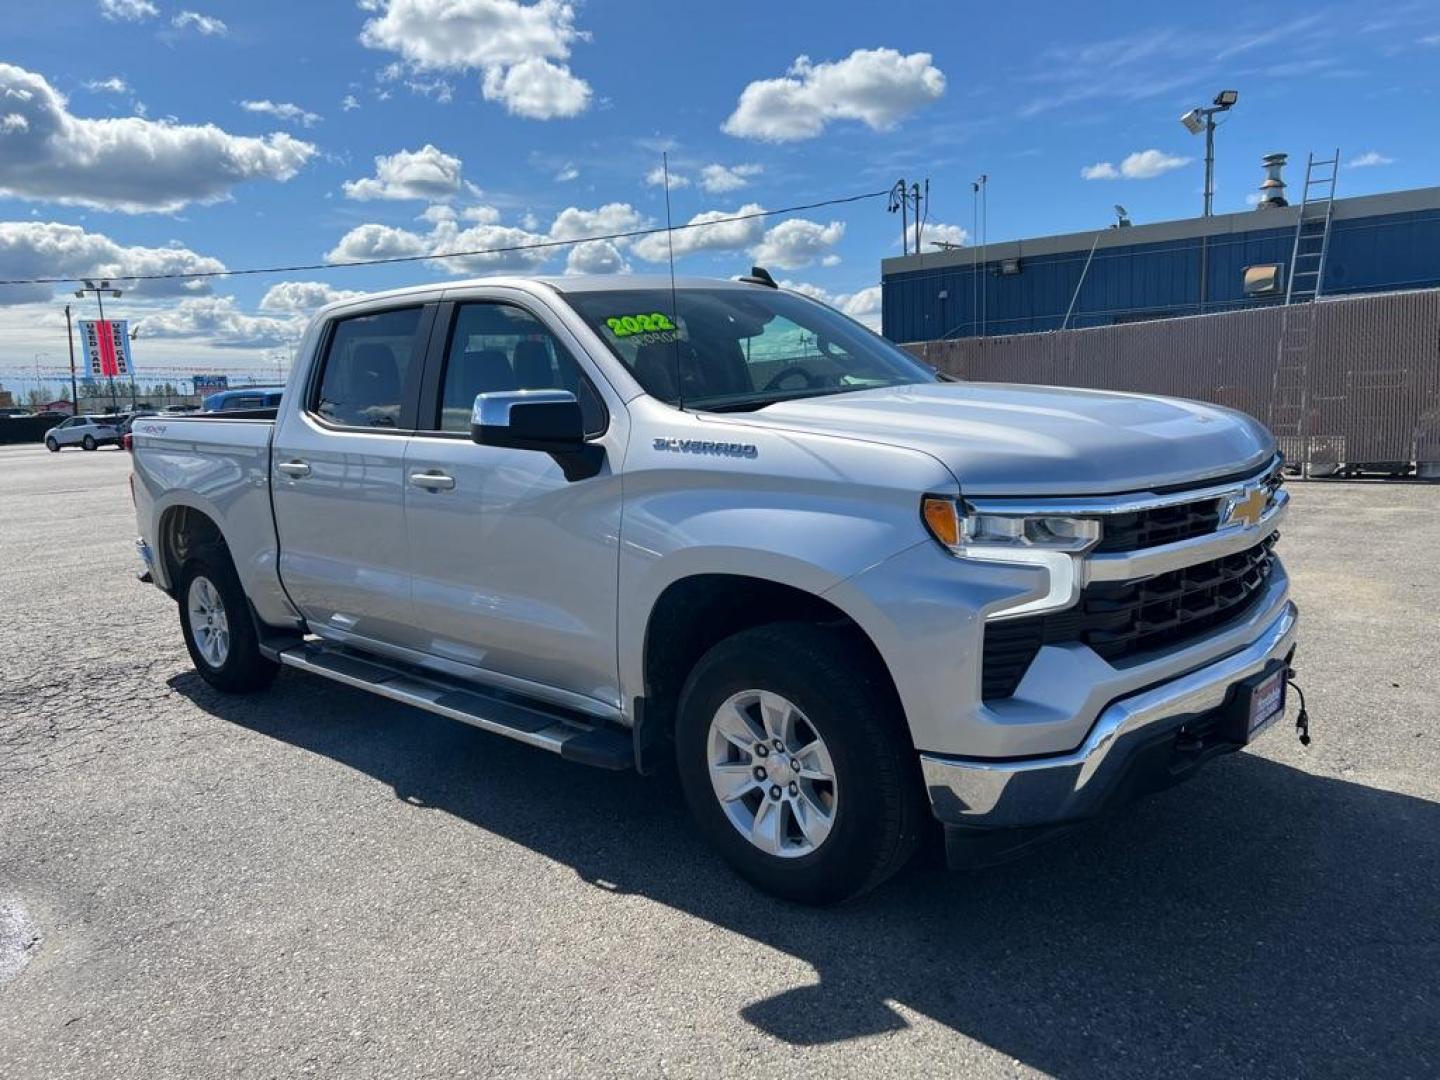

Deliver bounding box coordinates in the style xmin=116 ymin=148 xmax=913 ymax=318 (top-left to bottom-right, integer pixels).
xmin=921 ymin=599 xmax=1298 ymax=830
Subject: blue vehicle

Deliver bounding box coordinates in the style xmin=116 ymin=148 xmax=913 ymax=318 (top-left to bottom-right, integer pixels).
xmin=202 ymin=386 xmax=284 ymax=413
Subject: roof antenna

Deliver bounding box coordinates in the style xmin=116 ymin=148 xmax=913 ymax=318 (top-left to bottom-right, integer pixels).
xmin=662 ymin=151 xmax=683 ymax=411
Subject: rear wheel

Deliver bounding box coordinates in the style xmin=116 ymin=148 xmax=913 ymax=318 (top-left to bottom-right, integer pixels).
xmin=675 ymin=623 xmax=926 ymax=904
xmin=45 ymin=437 xmax=59 ymax=452
xmin=178 ymin=550 xmax=278 ymax=693
xmin=81 ymin=434 xmax=96 ymax=451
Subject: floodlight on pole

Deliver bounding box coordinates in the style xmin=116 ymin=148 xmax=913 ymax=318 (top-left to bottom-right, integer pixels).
xmin=1180 ymin=90 xmax=1238 ymax=217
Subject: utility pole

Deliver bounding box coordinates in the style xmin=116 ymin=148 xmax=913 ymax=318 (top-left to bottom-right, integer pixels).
xmin=911 ymin=180 xmax=928 ymax=256
xmin=973 ymin=174 xmax=989 ymax=338
xmin=65 ymin=304 xmax=79 ymax=415
xmin=890 ymin=179 xmax=910 ymax=256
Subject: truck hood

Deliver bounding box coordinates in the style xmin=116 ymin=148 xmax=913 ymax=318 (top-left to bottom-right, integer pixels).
xmin=719 ymin=382 xmax=1276 ymax=496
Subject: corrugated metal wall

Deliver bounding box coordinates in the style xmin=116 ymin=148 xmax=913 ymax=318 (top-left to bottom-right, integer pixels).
xmin=905 ymin=287 xmax=1440 ymax=470
xmin=883 ymin=207 xmax=1440 ymax=343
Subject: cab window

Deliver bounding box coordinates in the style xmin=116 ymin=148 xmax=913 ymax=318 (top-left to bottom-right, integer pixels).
xmin=432 ymin=302 xmax=605 ymax=436
xmin=312 ymin=307 xmax=424 ymax=428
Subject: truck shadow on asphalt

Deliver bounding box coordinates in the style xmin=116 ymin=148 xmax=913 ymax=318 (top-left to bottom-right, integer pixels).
xmin=172 ymin=670 xmax=1438 ymax=1078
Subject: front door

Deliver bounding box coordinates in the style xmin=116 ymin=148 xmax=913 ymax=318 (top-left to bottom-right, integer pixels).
xmin=401 ymin=295 xmax=625 ymax=714
xmin=271 ymin=302 xmax=432 ymax=650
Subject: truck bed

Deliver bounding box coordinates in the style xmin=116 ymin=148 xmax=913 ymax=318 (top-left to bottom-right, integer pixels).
xmin=131 ymin=413 xmax=286 ymax=621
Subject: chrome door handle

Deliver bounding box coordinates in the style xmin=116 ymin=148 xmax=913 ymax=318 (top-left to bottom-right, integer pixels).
xmin=409 ymin=470 xmax=456 ymax=491
xmin=277 ymin=460 xmax=311 ymax=478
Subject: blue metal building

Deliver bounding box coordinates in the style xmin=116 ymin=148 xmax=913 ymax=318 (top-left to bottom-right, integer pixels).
xmin=880 ymin=186 xmax=1440 ymax=343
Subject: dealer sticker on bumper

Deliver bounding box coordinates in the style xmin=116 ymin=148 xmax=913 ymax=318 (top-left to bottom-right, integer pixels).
xmin=1247 ymin=669 xmax=1287 ymax=740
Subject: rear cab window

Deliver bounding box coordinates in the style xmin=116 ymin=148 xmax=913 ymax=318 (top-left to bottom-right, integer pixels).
xmin=311 ymin=307 xmax=426 ymax=429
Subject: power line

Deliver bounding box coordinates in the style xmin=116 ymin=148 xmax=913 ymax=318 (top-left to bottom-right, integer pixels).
xmin=0 ymin=189 xmax=892 ymax=289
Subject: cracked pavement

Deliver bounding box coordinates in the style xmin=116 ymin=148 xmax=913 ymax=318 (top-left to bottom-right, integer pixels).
xmin=1 ymin=442 xmax=1437 ymax=1079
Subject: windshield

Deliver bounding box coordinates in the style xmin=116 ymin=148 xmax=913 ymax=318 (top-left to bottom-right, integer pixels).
xmin=561 ymin=286 xmax=937 ymax=410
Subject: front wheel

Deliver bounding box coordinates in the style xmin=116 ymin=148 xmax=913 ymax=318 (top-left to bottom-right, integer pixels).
xmin=81 ymin=434 xmax=96 ymax=451
xmin=45 ymin=437 xmax=59 ymax=452
xmin=675 ymin=623 xmax=926 ymax=904
xmin=178 ymin=550 xmax=278 ymax=693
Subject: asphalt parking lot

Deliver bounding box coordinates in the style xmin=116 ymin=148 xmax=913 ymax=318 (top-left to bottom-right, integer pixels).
xmin=1 ymin=442 xmax=1437 ymax=1079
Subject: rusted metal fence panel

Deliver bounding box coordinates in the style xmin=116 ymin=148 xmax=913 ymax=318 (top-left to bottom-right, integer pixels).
xmin=905 ymin=287 xmax=1440 ymax=472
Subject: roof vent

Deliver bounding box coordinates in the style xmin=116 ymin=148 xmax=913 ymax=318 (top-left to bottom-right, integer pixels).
xmin=1257 ymin=153 xmax=1289 ymax=210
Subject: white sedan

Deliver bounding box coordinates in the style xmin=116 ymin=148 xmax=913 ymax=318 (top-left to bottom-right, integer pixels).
xmin=44 ymin=416 xmax=121 ymax=452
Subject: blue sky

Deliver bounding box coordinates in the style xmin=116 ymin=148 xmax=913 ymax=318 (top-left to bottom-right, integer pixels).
xmin=2 ymin=0 xmax=1438 ymax=387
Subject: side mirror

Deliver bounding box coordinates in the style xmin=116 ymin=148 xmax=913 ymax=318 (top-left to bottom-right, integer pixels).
xmin=471 ymin=389 xmax=586 ymax=453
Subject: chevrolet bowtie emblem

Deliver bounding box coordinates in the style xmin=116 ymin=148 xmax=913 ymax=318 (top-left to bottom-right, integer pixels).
xmin=1222 ymin=486 xmax=1268 ymax=529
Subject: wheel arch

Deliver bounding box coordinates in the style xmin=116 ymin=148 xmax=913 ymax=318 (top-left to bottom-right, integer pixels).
xmin=156 ymin=501 xmax=231 ymax=596
xmin=633 ymin=571 xmax=912 ymax=772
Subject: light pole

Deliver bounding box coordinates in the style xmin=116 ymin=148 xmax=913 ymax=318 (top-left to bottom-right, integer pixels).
xmin=74 ymin=278 xmax=132 ymax=411
xmin=65 ymin=304 xmax=79 ymax=415
xmin=1181 ymin=90 xmax=1238 ymax=217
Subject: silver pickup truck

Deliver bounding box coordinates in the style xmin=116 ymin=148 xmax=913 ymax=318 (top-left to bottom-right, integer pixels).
xmin=131 ymin=272 xmax=1298 ymax=903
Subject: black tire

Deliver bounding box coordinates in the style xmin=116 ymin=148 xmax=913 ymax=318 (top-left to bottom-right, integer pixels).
xmin=177 ymin=548 xmax=278 ymax=694
xmin=45 ymin=437 xmax=59 ymax=452
xmin=675 ymin=623 xmax=927 ymax=904
xmin=81 ymin=434 xmax=96 ymax=451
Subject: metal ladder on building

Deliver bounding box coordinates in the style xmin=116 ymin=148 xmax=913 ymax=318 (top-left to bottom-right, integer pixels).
xmin=1268 ymin=149 xmax=1340 ymax=468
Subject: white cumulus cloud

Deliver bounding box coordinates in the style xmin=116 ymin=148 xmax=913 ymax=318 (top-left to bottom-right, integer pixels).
xmin=698 ymin=163 xmax=763 ymax=194
xmin=0 ymin=220 xmax=225 ymax=305
xmin=328 ymin=200 xmax=660 ymax=278
xmin=342 ymin=144 xmax=465 ymax=201
xmin=481 ymin=56 xmax=589 ymax=119
xmin=0 ymin=64 xmax=315 ymax=213
xmin=359 ymin=0 xmax=593 ymax=119
xmin=751 ymin=218 xmax=845 ymax=270
xmin=565 ymin=239 xmax=628 ymax=275
xmin=631 ymin=203 xmax=768 ymax=262
xmin=99 ymin=0 xmax=157 ymax=21
xmin=138 ymin=296 xmax=302 ymax=348
xmin=1118 ymin=149 xmax=1189 ymax=179
xmin=779 ymin=280 xmax=883 ymax=330
xmin=723 ymin=48 xmax=945 ymax=142
xmin=172 ymin=10 xmax=228 ymax=35
xmin=241 ymin=100 xmax=322 ymax=127
xmin=325 ymin=222 xmax=433 ymax=263
xmin=326 ymin=208 xmax=553 ymax=276
xmin=924 ymin=222 xmax=968 ymax=247
xmin=1082 ymin=150 xmax=1189 ymax=180
xmin=548 ymin=202 xmax=647 ymax=242
xmin=258 ymin=281 xmax=366 ymax=313
xmin=1348 ymin=151 xmax=1394 ymax=168
xmin=84 ymin=76 xmax=130 ymax=94
xmin=645 ymin=165 xmax=689 ymax=188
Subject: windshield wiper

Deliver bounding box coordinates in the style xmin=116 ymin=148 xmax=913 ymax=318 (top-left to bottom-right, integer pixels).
xmin=702 ymin=385 xmax=884 ymax=413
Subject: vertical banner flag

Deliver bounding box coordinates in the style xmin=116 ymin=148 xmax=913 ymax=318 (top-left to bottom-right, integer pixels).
xmin=79 ymin=319 xmax=135 ymax=378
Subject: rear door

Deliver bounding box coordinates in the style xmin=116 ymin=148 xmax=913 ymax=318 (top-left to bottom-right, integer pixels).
xmin=271 ymin=302 xmax=435 ymax=651
xmin=400 ymin=292 xmax=626 ymax=713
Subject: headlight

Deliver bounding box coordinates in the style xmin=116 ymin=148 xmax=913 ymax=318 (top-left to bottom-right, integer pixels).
xmin=921 ymin=497 xmax=1101 ymax=619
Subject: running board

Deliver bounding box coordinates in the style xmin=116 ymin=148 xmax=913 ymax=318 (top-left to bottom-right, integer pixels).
xmin=276 ymin=642 xmax=633 ymax=770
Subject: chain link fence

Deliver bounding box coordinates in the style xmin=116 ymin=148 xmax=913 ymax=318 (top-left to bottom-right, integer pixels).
xmin=904 ymin=287 xmax=1440 ymax=477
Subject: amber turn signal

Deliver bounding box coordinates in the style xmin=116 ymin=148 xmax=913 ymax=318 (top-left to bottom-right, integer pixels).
xmin=921 ymin=496 xmax=961 ymax=549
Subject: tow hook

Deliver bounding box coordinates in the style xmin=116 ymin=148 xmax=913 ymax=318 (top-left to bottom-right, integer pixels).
xmin=1286 ymin=667 xmax=1311 ymax=746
